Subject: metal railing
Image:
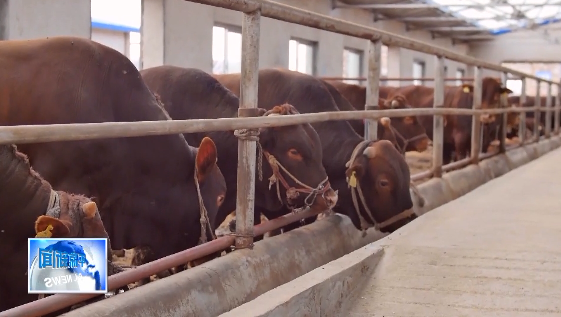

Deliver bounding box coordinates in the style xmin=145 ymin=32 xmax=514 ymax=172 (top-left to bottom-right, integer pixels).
xmin=1 ymin=0 xmax=561 ymax=316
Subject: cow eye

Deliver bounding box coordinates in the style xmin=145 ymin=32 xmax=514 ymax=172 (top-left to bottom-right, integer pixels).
xmin=379 ymin=179 xmax=390 ymax=187
xmin=217 ymin=194 xmax=225 ymax=206
xmin=287 ymin=148 xmax=303 ymax=160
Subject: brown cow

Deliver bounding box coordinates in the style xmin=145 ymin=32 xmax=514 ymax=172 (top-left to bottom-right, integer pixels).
xmin=325 ymin=80 xmax=395 ymax=110
xmin=216 ymin=68 xmax=416 ymax=234
xmin=328 ymin=78 xmax=512 ymax=162
xmin=0 ymin=37 xmax=226 ymax=276
xmin=321 ymin=79 xmax=429 ymax=154
xmin=508 ymin=95 xmax=557 ymax=137
xmin=139 ymin=66 xmax=337 ymax=244
xmin=0 ymin=144 xmax=121 ymax=311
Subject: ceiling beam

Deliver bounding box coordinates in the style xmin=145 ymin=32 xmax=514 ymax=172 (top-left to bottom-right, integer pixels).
xmin=333 ymin=3 xmax=525 ymax=10
xmin=422 ymin=26 xmax=487 ymax=32
xmin=397 ymin=17 xmax=465 ymax=22
xmin=452 ymin=34 xmax=496 ymax=40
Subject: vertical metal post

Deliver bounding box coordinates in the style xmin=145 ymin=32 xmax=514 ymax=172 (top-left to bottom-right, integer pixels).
xmin=545 ymin=83 xmax=552 ymax=138
xmin=534 ymin=80 xmax=541 ymax=142
xmin=519 ymin=78 xmax=527 ymax=143
xmin=235 ymin=9 xmax=261 ymax=250
xmin=553 ymin=84 xmax=561 ymax=135
xmin=470 ymin=66 xmax=483 ymax=164
xmin=365 ymin=39 xmax=381 ymax=140
xmin=499 ymin=72 xmax=508 ymax=153
xmin=432 ymin=55 xmax=445 ymax=177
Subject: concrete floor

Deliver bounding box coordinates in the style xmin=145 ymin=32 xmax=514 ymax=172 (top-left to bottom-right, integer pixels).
xmin=344 ymin=147 xmax=561 ymax=316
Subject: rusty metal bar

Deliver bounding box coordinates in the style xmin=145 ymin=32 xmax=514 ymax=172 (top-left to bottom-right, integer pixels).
xmin=432 ymin=56 xmax=445 ymax=178
xmin=364 ymin=39 xmax=381 ymax=140
xmin=553 ymin=85 xmax=561 ymax=135
xmin=184 ymin=0 xmax=558 ymax=85
xmin=519 ymin=78 xmax=527 ymax=143
xmin=499 ymin=72 xmax=508 ymax=153
xmin=471 ymin=66 xmax=483 ymax=164
xmin=411 ymin=169 xmax=433 ymax=182
xmin=534 ymin=80 xmax=542 ymax=141
xmin=319 ymin=76 xmax=474 ymax=82
xmin=0 ymin=206 xmax=324 ymax=317
xmin=545 ymin=83 xmax=553 ymax=138
xmin=234 ymin=9 xmax=261 ymax=249
xmin=442 ymin=157 xmax=472 ymax=172
xmin=0 ymin=107 xmax=545 ymax=145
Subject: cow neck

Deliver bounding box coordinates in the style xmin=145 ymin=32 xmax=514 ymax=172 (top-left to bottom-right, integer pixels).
xmin=0 ymin=145 xmax=52 ymax=233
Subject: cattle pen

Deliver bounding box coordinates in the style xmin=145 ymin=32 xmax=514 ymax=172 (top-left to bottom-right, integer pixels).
xmin=1 ymin=0 xmax=561 ymax=316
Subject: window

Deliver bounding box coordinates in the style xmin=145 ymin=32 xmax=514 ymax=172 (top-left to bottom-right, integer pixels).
xmin=212 ymin=25 xmax=242 ymax=74
xmin=128 ymin=31 xmax=140 ymax=70
xmin=455 ymin=68 xmax=465 ymax=86
xmin=412 ymin=60 xmax=425 ymax=86
xmin=288 ymin=38 xmax=317 ymax=75
xmin=381 ymin=45 xmax=389 ymax=77
xmin=342 ymin=48 xmax=363 ymax=85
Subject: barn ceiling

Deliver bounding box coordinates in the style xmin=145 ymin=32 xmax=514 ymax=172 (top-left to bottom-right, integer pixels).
xmin=333 ymin=0 xmax=561 ymax=43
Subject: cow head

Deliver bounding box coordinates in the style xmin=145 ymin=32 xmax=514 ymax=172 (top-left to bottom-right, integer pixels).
xmin=461 ymin=78 xmax=513 ymax=124
xmin=34 ymin=197 xmax=129 ymax=275
xmin=258 ymin=104 xmax=338 ymax=211
xmin=380 ymin=95 xmax=430 ymax=153
xmin=35 ymin=199 xmax=109 ymax=240
xmin=344 ymin=140 xmax=415 ymax=233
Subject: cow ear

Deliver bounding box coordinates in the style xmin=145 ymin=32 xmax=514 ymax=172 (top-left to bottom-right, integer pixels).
xmin=196 ymin=137 xmax=218 ymax=183
xmin=500 ymin=87 xmax=513 ymax=95
xmin=461 ymin=84 xmax=474 ymax=93
xmin=35 ymin=215 xmax=70 ymax=238
xmin=82 ymin=201 xmax=98 ymax=219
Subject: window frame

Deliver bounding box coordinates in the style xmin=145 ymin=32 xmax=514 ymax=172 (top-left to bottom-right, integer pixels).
xmin=342 ymin=47 xmax=364 ymax=85
xmin=412 ymin=60 xmax=426 ymax=86
xmin=212 ymin=23 xmax=243 ymax=75
xmin=288 ymin=37 xmax=318 ymax=76
xmin=455 ymin=68 xmax=466 ymax=86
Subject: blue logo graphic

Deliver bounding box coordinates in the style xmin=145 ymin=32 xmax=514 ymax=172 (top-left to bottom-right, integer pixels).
xmin=28 ymin=238 xmax=108 ymax=294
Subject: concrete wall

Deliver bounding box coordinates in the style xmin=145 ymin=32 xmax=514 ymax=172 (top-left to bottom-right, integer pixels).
xmin=0 ymin=0 xmax=91 ymax=40
xmin=141 ymin=0 xmax=469 ymax=84
xmin=468 ymin=24 xmax=561 ymax=80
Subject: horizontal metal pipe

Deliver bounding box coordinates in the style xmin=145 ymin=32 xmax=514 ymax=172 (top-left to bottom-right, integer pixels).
xmin=442 ymin=157 xmax=472 ymax=172
xmin=0 ymin=206 xmax=324 ymax=317
xmin=319 ymin=76 xmax=474 ymax=82
xmin=184 ymin=0 xmax=558 ymax=85
xmin=411 ymin=169 xmax=433 ymax=182
xmin=0 ymin=107 xmax=550 ymax=145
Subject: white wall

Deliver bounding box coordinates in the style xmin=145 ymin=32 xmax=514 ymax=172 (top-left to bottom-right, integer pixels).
xmin=141 ymin=0 xmax=470 ymax=85
xmin=0 ymin=0 xmax=90 ymax=40
xmin=91 ymin=28 xmax=126 ymax=54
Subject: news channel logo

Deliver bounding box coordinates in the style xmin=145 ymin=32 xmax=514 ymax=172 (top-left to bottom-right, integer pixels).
xmin=27 ymin=238 xmax=108 ymax=294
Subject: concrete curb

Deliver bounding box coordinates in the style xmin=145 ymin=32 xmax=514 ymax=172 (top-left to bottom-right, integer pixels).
xmin=220 ymin=136 xmax=561 ymax=317
xmin=61 ymin=215 xmax=388 ymax=317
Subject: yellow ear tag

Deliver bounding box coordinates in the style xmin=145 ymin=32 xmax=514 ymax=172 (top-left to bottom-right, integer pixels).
xmin=348 ymin=171 xmax=357 ymax=188
xmin=501 ymin=92 xmax=508 ymax=97
xmin=36 ymin=224 xmax=54 ymax=238
xmin=463 ymin=87 xmax=470 ymax=93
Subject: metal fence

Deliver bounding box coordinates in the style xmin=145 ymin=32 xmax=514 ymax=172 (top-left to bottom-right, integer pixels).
xmin=1 ymin=0 xmax=561 ymax=316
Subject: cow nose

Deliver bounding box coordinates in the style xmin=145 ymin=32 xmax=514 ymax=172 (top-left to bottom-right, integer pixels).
xmin=416 ymin=137 xmax=430 ymax=152
xmin=324 ymin=188 xmax=338 ymax=209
